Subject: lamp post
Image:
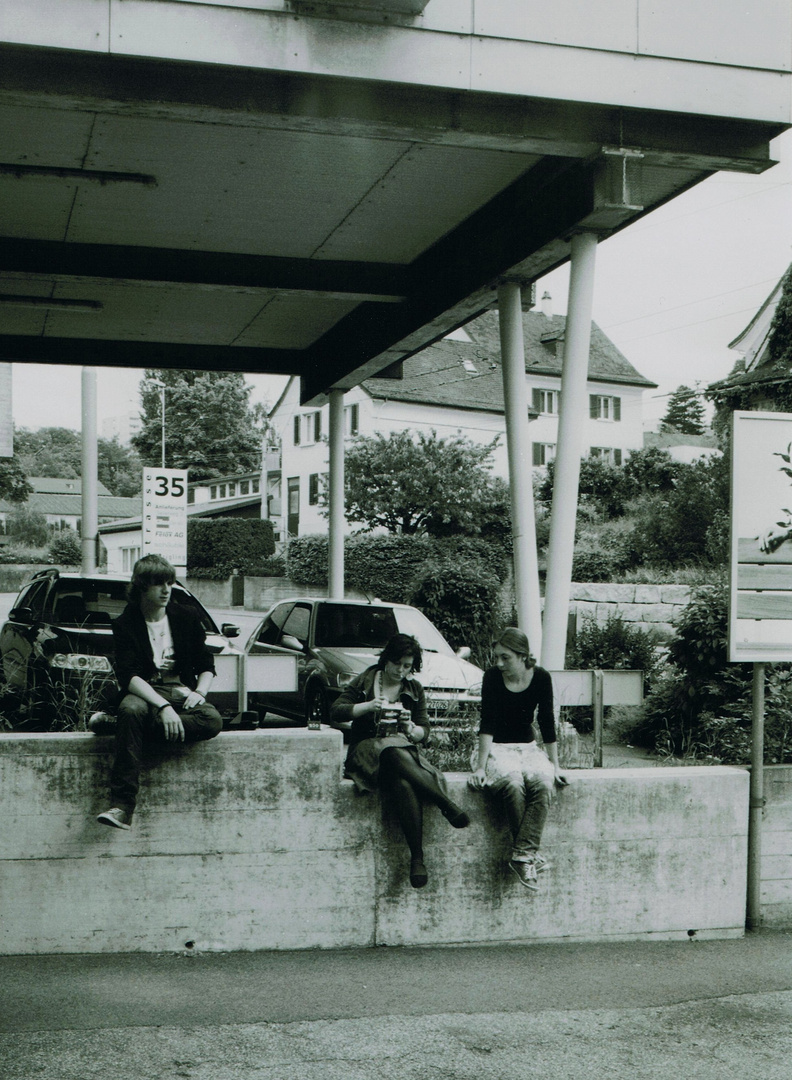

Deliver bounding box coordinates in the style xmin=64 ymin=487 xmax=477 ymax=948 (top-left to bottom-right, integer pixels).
xmin=149 ymin=378 xmax=166 ymax=468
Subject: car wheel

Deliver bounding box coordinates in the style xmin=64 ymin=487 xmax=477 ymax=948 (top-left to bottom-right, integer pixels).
xmin=305 ymin=684 xmax=329 ymax=728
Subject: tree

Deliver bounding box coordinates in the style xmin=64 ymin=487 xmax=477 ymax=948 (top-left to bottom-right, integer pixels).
xmin=661 ymin=385 xmax=706 ymax=435
xmin=133 ymin=370 xmax=262 ymax=481
xmin=14 ymin=426 xmax=141 ymax=496
xmin=97 ymin=438 xmax=142 ymax=497
xmin=0 ymin=458 xmax=33 ymax=504
xmin=14 ymin=427 xmax=81 ymax=478
xmin=342 ymin=430 xmax=500 ymax=535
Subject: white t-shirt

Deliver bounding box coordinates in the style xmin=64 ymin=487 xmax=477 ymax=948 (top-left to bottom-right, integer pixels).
xmin=146 ymin=615 xmax=176 ymax=674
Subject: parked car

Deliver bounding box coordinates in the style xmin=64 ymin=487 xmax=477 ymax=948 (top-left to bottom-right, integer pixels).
xmin=245 ymin=597 xmax=483 ymax=727
xmin=0 ymin=569 xmax=242 ymax=731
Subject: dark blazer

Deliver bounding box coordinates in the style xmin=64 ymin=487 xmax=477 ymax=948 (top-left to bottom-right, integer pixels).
xmin=112 ymin=601 xmax=216 ymax=694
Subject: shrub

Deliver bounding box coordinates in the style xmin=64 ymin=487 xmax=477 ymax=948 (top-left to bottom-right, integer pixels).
xmin=567 ymin=613 xmax=663 ymax=685
xmin=285 ymin=534 xmax=329 ymax=586
xmin=536 ymin=457 xmax=631 ymax=519
xmin=47 ymin=529 xmax=81 ymax=566
xmin=187 ymin=518 xmax=275 ymax=576
xmin=408 ymin=558 xmax=502 ymax=667
xmin=346 ymin=533 xmax=437 ymax=602
xmin=7 ymin=506 xmax=49 ymax=547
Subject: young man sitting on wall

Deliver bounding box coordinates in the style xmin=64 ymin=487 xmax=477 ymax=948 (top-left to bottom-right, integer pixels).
xmin=96 ymin=554 xmax=223 ymax=830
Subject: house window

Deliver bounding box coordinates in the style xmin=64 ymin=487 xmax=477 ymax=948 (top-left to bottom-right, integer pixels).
xmin=122 ymin=546 xmax=141 ymax=573
xmin=219 ymin=484 xmax=226 ymax=498
xmin=210 ymin=485 xmax=217 ymax=499
xmin=344 ymin=403 xmax=359 ymax=436
xmin=532 ymin=388 xmax=558 ymax=415
xmin=240 ymin=480 xmax=250 ymax=495
xmin=293 ymin=415 xmax=301 ymax=445
xmin=187 ymin=489 xmax=195 ymax=504
xmin=228 ymin=482 xmax=235 ymax=497
xmin=590 ymin=447 xmax=623 ymax=466
xmin=252 ymin=477 xmax=260 ymax=493
xmin=532 ymin=442 xmax=556 ymax=466
xmin=309 ymin=473 xmax=320 ymax=505
xmin=590 ymin=395 xmax=621 ymax=421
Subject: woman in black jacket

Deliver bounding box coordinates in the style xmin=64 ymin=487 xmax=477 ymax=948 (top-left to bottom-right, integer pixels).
xmin=331 ymin=633 xmax=469 ymax=888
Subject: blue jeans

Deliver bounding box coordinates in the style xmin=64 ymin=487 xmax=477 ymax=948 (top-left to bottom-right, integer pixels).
xmin=490 ymin=772 xmax=552 ymax=859
xmin=109 ymin=690 xmax=222 ymax=813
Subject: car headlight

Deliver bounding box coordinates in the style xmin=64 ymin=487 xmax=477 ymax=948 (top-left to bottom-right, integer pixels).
xmin=336 ymin=672 xmax=358 ymax=688
xmin=49 ymin=653 xmax=114 ymax=673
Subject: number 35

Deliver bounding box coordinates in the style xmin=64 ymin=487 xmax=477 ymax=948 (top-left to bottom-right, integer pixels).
xmin=154 ymin=475 xmax=185 ymax=497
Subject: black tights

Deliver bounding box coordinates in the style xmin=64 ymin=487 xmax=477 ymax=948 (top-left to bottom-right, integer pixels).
xmin=378 ymin=746 xmax=457 ymax=858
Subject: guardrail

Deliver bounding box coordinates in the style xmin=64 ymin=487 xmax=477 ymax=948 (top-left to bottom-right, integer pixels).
xmin=212 ymin=653 xmax=297 ymax=714
xmin=551 ymin=669 xmax=644 ymax=767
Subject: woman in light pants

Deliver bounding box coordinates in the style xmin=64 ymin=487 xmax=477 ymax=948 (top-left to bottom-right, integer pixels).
xmin=469 ymin=627 xmax=567 ymax=891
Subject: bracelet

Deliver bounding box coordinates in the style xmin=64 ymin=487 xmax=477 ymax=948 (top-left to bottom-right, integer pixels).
xmin=156 ymin=702 xmax=169 ymax=713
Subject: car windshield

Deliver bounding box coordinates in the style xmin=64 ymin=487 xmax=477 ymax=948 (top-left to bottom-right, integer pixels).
xmin=393 ymin=607 xmax=456 ymax=657
xmin=46 ymin=579 xmax=218 ymax=633
xmin=314 ymin=604 xmax=398 ymax=649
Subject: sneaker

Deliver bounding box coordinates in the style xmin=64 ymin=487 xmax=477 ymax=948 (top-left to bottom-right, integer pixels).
xmin=87 ymin=711 xmax=116 ymax=735
xmin=509 ymin=858 xmax=539 ymax=891
xmin=532 ymin=852 xmax=552 ymax=874
xmin=97 ymin=807 xmax=132 ymax=830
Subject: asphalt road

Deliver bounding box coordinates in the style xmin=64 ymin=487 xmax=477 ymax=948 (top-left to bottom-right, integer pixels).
xmin=2 ymin=933 xmax=792 ymax=1079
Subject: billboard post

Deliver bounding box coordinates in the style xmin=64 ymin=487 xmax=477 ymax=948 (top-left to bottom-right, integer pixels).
xmin=729 ymin=410 xmax=792 ymax=928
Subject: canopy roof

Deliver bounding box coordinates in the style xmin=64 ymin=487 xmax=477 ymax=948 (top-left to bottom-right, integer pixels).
xmin=0 ymin=4 xmax=788 ymax=403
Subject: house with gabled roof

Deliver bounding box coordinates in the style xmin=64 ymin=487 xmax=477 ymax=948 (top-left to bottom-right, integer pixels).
xmin=0 ymin=476 xmax=139 ymax=539
xmin=708 ymin=265 xmax=791 ymax=415
xmin=266 ymin=304 xmax=656 ymax=539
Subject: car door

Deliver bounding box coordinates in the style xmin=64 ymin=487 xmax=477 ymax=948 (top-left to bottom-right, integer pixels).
xmin=247 ymin=601 xmax=310 ymax=719
xmin=0 ymin=577 xmax=54 ymax=705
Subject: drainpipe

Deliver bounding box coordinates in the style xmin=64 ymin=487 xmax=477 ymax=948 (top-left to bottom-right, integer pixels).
xmin=81 ymin=367 xmax=98 ymax=575
xmin=541 ymin=231 xmax=598 ymax=670
xmin=328 ymin=389 xmax=345 ymax=599
xmin=499 ymin=281 xmax=542 ymax=657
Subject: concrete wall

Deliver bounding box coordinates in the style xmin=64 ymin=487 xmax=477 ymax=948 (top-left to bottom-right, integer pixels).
xmin=761 ymin=765 xmax=792 ymax=928
xmin=570 ymin=583 xmax=693 ymax=641
xmin=0 ymin=730 xmax=747 ymax=954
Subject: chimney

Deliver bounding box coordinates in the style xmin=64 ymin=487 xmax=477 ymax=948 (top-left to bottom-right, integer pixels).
xmin=541 ymin=291 xmax=553 ymax=319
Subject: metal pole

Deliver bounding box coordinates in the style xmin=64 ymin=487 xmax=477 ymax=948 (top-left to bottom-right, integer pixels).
xmin=747 ymin=661 xmax=766 ymax=930
xmin=81 ymin=368 xmax=98 ymax=574
xmin=593 ymin=669 xmax=604 ymax=768
xmin=542 ymin=230 xmax=598 ymax=670
xmin=160 ymin=385 xmax=165 ymax=469
xmin=498 ymin=282 xmax=542 ymax=656
xmin=328 ymin=389 xmax=345 ymax=599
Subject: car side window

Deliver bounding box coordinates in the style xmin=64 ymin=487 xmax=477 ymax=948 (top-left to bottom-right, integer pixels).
xmin=168 ymin=587 xmax=218 ymax=633
xmin=280 ymin=604 xmax=311 ymax=646
xmin=15 ymin=579 xmax=49 ymax=618
xmin=256 ymin=603 xmax=293 ymax=646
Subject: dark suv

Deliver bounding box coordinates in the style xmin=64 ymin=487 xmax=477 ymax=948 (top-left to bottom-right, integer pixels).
xmin=0 ymin=569 xmax=241 ymax=731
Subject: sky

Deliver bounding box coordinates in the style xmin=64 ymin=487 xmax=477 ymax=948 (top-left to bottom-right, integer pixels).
xmin=10 ymin=129 xmax=792 ymax=436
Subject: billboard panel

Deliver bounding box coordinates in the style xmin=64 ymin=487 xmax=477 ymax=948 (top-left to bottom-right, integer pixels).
xmin=142 ymin=468 xmax=188 ymax=572
xmin=730 ymin=410 xmax=792 ymax=662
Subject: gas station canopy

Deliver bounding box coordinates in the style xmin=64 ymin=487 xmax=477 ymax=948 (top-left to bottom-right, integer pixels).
xmin=0 ymin=2 xmax=789 ymax=403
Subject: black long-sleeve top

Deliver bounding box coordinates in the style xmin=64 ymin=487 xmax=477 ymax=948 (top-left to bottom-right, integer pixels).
xmin=478 ymin=665 xmax=556 ymax=745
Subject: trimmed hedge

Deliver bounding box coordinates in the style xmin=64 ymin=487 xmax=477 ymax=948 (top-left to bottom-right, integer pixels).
xmin=408 ymin=558 xmax=502 ymax=667
xmin=187 ymin=518 xmax=275 ymax=577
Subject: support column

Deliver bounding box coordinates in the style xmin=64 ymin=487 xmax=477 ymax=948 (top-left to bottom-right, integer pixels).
xmin=499 ymin=281 xmax=542 ymax=657
xmin=328 ymin=389 xmax=345 ymax=599
xmin=541 ymin=231 xmax=598 ymax=670
xmin=81 ymin=367 xmax=98 ymax=575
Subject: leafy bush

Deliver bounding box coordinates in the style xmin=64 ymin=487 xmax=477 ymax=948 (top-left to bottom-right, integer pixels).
xmin=536 ymin=457 xmax=631 ymax=519
xmin=7 ymin=506 xmax=49 ymax=547
xmin=187 ymin=518 xmax=275 ymax=576
xmin=285 ymin=534 xmax=329 ymax=586
xmin=408 ymin=558 xmax=502 ymax=667
xmin=0 ymin=544 xmax=48 ymax=565
xmin=47 ymin=530 xmax=81 ymax=566
xmin=567 ymin=613 xmax=663 ymax=685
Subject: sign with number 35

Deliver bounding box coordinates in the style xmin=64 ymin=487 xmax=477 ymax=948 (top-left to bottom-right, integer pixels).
xmin=142 ymin=468 xmax=189 ymax=570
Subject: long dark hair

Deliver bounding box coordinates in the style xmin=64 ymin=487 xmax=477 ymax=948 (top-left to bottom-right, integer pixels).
xmin=128 ymin=554 xmax=176 ymax=605
xmin=377 ymin=633 xmax=423 ymax=674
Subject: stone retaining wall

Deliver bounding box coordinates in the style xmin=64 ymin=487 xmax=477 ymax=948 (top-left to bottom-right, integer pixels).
xmin=0 ymin=730 xmax=747 ymax=954
xmin=569 ymin=583 xmax=693 ymax=640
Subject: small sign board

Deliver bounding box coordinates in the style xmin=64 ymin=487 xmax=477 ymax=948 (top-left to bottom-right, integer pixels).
xmin=730 ymin=410 xmax=792 ymax=662
xmin=142 ymin=468 xmax=188 ymax=571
